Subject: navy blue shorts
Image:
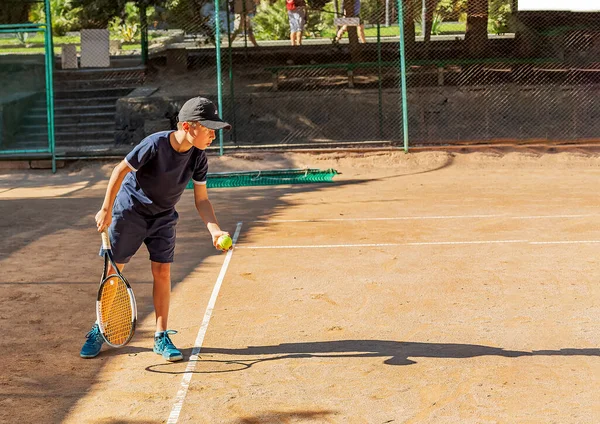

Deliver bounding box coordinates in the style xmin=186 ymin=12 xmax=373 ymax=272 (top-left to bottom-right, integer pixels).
xmin=100 ymin=199 xmax=179 ymax=264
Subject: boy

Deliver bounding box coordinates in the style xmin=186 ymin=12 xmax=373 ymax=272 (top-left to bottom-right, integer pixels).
xmin=80 ymin=96 xmax=231 ymax=362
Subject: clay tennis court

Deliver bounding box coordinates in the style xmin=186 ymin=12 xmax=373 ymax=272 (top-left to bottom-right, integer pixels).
xmin=1 ymin=148 xmax=599 ymax=423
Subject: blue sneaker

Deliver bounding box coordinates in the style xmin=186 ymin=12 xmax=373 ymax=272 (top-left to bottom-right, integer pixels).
xmin=80 ymin=323 xmax=104 ymax=358
xmin=154 ymin=330 xmax=183 ymax=362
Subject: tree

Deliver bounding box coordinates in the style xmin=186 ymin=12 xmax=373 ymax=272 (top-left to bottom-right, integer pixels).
xmin=29 ymin=0 xmax=83 ymax=36
xmin=342 ymin=0 xmax=361 ymax=61
xmin=0 ymin=0 xmax=31 ymax=25
xmin=465 ymin=0 xmax=488 ymax=56
xmin=403 ymin=0 xmax=416 ymax=57
xmin=73 ymin=0 xmax=168 ymax=28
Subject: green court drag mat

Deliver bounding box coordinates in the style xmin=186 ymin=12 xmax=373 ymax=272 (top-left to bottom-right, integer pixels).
xmin=187 ymin=168 xmax=339 ymax=189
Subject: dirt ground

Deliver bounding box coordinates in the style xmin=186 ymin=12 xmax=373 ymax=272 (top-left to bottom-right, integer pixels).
xmin=1 ymin=147 xmax=600 ymax=424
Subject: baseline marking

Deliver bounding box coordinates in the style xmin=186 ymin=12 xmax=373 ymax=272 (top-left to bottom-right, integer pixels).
xmin=167 ymin=222 xmax=243 ymax=424
xmin=237 ymin=240 xmax=600 ymax=249
xmin=529 ymin=240 xmax=600 ymax=245
xmin=237 ymin=240 xmax=528 ymax=249
xmin=255 ymin=214 xmax=598 ymax=223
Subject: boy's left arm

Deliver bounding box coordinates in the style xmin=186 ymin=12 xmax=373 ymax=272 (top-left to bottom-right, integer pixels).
xmin=193 ymin=183 xmax=230 ymax=250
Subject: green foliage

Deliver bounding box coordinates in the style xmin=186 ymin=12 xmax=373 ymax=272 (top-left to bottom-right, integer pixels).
xmin=73 ymin=0 xmax=122 ymax=28
xmin=489 ymin=0 xmax=511 ymax=34
xmin=160 ymin=0 xmax=214 ymax=39
xmin=415 ymin=12 xmax=445 ymax=36
xmin=305 ymin=1 xmax=335 ymax=38
xmin=30 ymin=0 xmax=83 ymax=36
xmin=74 ymin=0 xmax=168 ymax=28
xmin=14 ymin=32 xmax=30 ymax=47
xmin=360 ymin=0 xmax=384 ymax=25
xmin=0 ymin=2 xmax=30 ymax=24
xmin=110 ymin=19 xmax=139 ymax=42
xmin=253 ymin=0 xmax=290 ymax=40
xmin=435 ymin=0 xmax=467 ymax=22
xmin=415 ymin=0 xmax=512 ymax=35
xmin=109 ymin=2 xmax=156 ymax=42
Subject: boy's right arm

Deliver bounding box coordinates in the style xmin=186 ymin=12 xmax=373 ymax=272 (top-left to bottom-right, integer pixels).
xmin=95 ymin=160 xmax=132 ymax=232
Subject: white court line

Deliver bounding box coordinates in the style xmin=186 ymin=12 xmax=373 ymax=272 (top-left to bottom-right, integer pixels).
xmin=509 ymin=214 xmax=598 ymax=219
xmin=255 ymin=214 xmax=598 ymax=223
xmin=167 ymin=222 xmax=243 ymax=424
xmin=237 ymin=240 xmax=528 ymax=249
xmin=237 ymin=239 xmax=600 ymax=249
xmin=530 ymin=240 xmax=600 ymax=245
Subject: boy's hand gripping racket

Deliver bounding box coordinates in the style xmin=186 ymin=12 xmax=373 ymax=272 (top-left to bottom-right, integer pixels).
xmin=96 ymin=229 xmax=137 ymax=347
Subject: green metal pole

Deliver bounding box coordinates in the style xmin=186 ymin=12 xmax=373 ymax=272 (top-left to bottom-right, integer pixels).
xmin=44 ymin=0 xmax=57 ymax=171
xmin=215 ymin=0 xmax=224 ymax=155
xmin=140 ymin=3 xmax=148 ymax=66
xmin=0 ymin=149 xmax=50 ymax=155
xmin=0 ymin=27 xmax=45 ymax=33
xmin=396 ymin=0 xmax=409 ymax=152
xmin=226 ymin=7 xmax=237 ymax=143
xmin=0 ymin=23 xmax=46 ymax=29
xmin=377 ymin=6 xmax=383 ymax=138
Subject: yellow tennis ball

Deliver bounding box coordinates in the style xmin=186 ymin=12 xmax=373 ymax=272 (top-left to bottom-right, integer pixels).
xmin=218 ymin=234 xmax=232 ymax=250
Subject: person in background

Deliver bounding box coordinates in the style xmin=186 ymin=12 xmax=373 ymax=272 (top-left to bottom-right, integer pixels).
xmin=286 ymin=0 xmax=307 ymax=46
xmin=334 ymin=0 xmax=366 ymax=44
xmin=230 ymin=0 xmax=260 ymax=47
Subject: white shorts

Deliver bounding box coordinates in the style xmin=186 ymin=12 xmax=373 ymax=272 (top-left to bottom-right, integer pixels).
xmin=288 ymin=7 xmax=306 ymax=33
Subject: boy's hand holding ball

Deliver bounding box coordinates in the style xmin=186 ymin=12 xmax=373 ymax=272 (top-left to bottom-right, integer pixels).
xmin=216 ymin=233 xmax=233 ymax=251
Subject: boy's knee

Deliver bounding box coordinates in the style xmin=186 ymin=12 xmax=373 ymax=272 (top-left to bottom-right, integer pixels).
xmin=151 ymin=262 xmax=171 ymax=280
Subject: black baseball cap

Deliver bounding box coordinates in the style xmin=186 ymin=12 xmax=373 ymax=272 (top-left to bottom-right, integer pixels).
xmin=178 ymin=97 xmax=231 ymax=130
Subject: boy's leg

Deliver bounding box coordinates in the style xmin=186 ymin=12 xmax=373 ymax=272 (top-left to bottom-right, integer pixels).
xmin=151 ymin=261 xmax=171 ymax=332
xmin=150 ymin=262 xmax=182 ymax=362
xmin=145 ymin=210 xmax=182 ymax=361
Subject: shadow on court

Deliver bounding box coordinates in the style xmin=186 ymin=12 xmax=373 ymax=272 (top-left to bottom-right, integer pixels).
xmin=234 ymin=409 xmax=338 ymax=424
xmin=143 ymin=340 xmax=600 ymax=374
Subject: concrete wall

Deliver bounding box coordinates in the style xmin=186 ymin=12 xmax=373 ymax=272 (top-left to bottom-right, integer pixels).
xmin=115 ymin=84 xmax=600 ymax=146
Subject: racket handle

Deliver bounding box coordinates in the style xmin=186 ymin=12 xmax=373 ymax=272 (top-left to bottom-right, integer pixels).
xmin=101 ymin=230 xmax=111 ymax=250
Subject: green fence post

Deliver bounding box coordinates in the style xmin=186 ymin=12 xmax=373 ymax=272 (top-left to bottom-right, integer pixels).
xmin=396 ymin=0 xmax=409 ymax=152
xmin=214 ymin=0 xmax=224 ymax=155
xmin=44 ymin=0 xmax=56 ymax=171
xmin=140 ymin=2 xmax=148 ymax=66
xmin=377 ymin=3 xmax=383 ymax=138
xmin=226 ymin=7 xmax=237 ymax=144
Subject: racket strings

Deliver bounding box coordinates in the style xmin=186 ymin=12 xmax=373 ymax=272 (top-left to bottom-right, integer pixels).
xmin=99 ymin=277 xmax=133 ymax=346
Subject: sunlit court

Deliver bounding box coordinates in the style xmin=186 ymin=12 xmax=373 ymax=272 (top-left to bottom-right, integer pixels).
xmin=3 ymin=0 xmax=600 ymax=421
xmin=1 ymin=150 xmax=599 ymax=423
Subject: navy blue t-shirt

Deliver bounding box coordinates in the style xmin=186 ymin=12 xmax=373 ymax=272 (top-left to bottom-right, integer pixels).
xmin=118 ymin=131 xmax=208 ymax=215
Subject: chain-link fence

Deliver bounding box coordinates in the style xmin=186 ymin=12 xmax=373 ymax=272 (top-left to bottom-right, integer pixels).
xmin=146 ymin=0 xmax=599 ymax=149
xmin=0 ymin=0 xmax=55 ymax=164
xmin=403 ymin=2 xmax=600 ymax=145
xmin=1 ymin=1 xmax=599 ymax=159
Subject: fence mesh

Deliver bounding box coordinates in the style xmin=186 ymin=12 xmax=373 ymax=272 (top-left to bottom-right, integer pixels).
xmin=0 ymin=0 xmax=50 ymax=155
xmin=403 ymin=5 xmax=600 ymax=145
xmin=1 ymin=1 xmax=599 ymax=158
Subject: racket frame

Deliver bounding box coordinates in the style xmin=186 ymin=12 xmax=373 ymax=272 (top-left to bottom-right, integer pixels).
xmin=96 ymin=230 xmax=138 ymax=348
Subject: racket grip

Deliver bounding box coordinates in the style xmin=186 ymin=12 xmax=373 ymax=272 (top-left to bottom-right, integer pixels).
xmin=101 ymin=230 xmax=111 ymax=250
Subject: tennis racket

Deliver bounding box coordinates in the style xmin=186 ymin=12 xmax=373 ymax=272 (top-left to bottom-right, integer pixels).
xmin=96 ymin=229 xmax=137 ymax=347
